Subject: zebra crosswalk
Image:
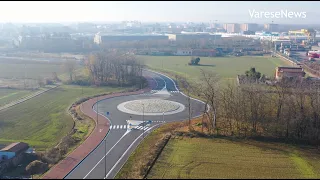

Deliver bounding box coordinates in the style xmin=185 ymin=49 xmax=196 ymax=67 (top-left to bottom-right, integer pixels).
xmin=109 ymin=121 xmax=166 ymax=131
xmin=132 ymin=126 xmax=150 ymax=131
xmin=109 ymin=125 xmax=128 ymax=130
xmin=150 ymin=90 xmax=180 ymax=93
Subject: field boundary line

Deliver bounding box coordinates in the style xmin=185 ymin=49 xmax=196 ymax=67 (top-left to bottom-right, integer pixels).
xmin=0 ymin=84 xmax=59 ymax=112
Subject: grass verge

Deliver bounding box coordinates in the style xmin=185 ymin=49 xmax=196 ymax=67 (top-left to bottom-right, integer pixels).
xmin=116 ymin=117 xmax=320 ymax=179
xmin=0 ymin=85 xmax=129 ymax=151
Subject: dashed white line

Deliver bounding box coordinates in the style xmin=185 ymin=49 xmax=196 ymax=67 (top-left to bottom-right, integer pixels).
xmin=83 ymin=130 xmax=130 ymax=179
xmin=104 ymin=123 xmax=160 ymax=179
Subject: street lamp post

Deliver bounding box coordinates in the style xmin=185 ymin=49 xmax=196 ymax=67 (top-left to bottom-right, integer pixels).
xmin=163 ymin=112 xmax=164 ymax=122
xmin=104 ymin=137 xmax=107 ymax=178
xmin=142 ymin=103 xmax=145 ymax=139
xmin=96 ymin=96 xmax=99 ymax=125
xmin=162 ymin=59 xmax=163 ymax=69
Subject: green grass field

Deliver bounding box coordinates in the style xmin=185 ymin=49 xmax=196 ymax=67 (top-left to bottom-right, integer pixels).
xmin=0 ymin=89 xmax=32 ymax=107
xmin=138 ymin=55 xmax=291 ymax=83
xmin=147 ymin=138 xmax=320 ymax=179
xmin=0 ymin=62 xmax=65 ymax=79
xmin=0 ymin=85 xmax=128 ymax=151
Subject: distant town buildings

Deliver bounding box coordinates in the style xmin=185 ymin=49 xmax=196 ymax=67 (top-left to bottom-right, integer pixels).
xmin=240 ymin=23 xmax=258 ymax=32
xmin=264 ymin=23 xmax=279 ymax=32
xmin=223 ymin=23 xmax=240 ymax=33
xmin=166 ymin=33 xmax=221 ymax=42
xmin=94 ymin=33 xmax=168 ymax=44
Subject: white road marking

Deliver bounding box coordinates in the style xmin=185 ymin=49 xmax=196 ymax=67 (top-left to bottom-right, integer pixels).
xmin=105 ymin=124 xmax=160 ymax=179
xmin=120 ymin=125 xmax=123 ymax=129
xmin=150 ymin=74 xmax=159 ymax=90
xmin=83 ymin=130 xmax=130 ymax=179
xmin=116 ymin=125 xmax=119 ymax=129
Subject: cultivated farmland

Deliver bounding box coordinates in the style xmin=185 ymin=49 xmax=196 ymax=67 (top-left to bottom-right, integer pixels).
xmin=138 ymin=55 xmax=292 ymax=83
xmin=147 ymin=137 xmax=320 ymax=179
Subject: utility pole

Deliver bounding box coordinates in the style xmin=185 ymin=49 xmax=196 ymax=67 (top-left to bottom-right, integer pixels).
xmin=188 ymin=95 xmax=191 ymax=128
xmin=24 ymin=63 xmax=26 ymax=89
xmin=270 ymin=21 xmax=274 ymax=54
xmin=214 ymin=20 xmax=218 ymax=48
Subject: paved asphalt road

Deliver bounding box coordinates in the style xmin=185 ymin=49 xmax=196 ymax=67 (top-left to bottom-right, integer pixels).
xmin=65 ymin=69 xmax=205 ymax=179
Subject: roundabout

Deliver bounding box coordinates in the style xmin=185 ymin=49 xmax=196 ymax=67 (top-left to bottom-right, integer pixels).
xmin=64 ymin=69 xmax=206 ymax=179
xmin=117 ymin=99 xmax=185 ymax=115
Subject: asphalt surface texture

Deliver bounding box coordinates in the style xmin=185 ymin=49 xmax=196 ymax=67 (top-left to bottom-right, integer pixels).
xmin=65 ymin=69 xmax=205 ymax=179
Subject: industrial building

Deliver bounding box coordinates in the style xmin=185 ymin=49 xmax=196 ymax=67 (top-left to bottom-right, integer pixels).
xmin=0 ymin=142 xmax=29 ymax=162
xmin=174 ymin=48 xmax=216 ymax=57
xmin=94 ymin=33 xmax=168 ymax=44
xmin=192 ymin=49 xmax=216 ymax=57
xmin=166 ymin=32 xmax=221 ymax=42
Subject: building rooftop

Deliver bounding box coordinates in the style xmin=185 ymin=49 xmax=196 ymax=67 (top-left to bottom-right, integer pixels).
xmin=276 ymin=67 xmax=305 ymax=73
xmin=98 ymin=33 xmax=165 ymax=36
xmin=277 ymin=66 xmax=303 ymax=69
xmin=0 ymin=142 xmax=29 ymax=153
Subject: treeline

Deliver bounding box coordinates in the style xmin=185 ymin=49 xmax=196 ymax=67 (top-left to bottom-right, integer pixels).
xmin=84 ymin=50 xmax=145 ymax=87
xmin=190 ymin=70 xmax=320 ymax=144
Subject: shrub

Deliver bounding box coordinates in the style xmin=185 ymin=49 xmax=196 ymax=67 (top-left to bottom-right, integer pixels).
xmin=25 ymin=160 xmax=48 ymax=175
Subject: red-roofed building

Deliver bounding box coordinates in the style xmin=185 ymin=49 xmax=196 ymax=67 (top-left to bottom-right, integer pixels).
xmin=275 ymin=67 xmax=306 ymax=80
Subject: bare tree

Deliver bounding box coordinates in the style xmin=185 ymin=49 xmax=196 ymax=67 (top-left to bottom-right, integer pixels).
xmin=194 ymin=69 xmax=220 ymax=134
xmin=85 ymin=50 xmax=145 ymax=87
xmin=64 ymin=59 xmax=77 ymax=82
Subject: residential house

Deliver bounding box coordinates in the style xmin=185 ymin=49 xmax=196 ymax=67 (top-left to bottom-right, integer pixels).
xmin=275 ymin=67 xmax=306 ymax=80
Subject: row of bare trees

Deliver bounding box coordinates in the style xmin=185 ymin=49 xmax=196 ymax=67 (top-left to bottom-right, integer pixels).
xmin=189 ymin=69 xmax=320 ymax=144
xmin=86 ymin=50 xmax=145 ymax=86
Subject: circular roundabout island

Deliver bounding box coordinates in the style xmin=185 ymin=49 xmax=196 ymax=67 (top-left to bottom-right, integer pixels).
xmin=117 ymin=99 xmax=185 ymax=116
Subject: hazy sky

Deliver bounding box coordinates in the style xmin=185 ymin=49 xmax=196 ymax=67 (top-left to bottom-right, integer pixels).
xmin=0 ymin=1 xmax=319 ymax=24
